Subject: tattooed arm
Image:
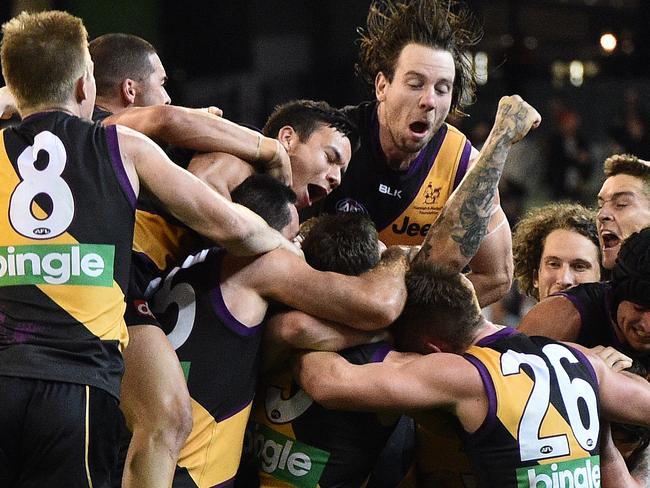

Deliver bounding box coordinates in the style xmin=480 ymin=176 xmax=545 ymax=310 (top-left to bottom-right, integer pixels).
xmin=413 ymin=95 xmax=540 ymax=306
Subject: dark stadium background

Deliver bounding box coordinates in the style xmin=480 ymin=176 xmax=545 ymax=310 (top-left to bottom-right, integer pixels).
xmin=1 ymin=0 xmax=650 ymax=211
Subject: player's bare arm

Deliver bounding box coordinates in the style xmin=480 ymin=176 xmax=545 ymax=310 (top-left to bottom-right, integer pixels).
xmin=413 ymin=95 xmax=540 ymax=305
xmin=102 ymin=104 xmax=291 ymax=185
xmin=580 ymin=345 xmax=650 ymax=428
xmin=116 ymin=124 xmax=296 ymax=257
xmin=250 ymin=246 xmax=408 ymax=331
xmin=518 ymin=294 xmax=583 ymax=341
xmin=295 ymin=350 xmax=486 ymax=431
xmin=261 ymin=310 xmax=389 ymax=373
xmin=187 ymin=151 xmax=255 ymax=198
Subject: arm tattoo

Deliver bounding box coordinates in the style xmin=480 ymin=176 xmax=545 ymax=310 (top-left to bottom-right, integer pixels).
xmin=417 ymin=99 xmax=530 ymax=263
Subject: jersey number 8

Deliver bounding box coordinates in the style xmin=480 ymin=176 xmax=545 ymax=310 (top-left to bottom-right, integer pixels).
xmin=9 ymin=131 xmax=74 ymax=239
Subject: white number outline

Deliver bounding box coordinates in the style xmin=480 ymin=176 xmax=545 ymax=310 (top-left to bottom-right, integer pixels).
xmin=500 ymin=344 xmax=599 ymax=462
xmin=9 ymin=131 xmax=74 ymax=239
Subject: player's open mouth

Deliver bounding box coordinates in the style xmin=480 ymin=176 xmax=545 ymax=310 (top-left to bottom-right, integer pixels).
xmin=409 ymin=121 xmax=430 ymax=136
xmin=307 ymin=183 xmax=329 ymax=204
xmin=601 ymin=231 xmax=620 ymax=249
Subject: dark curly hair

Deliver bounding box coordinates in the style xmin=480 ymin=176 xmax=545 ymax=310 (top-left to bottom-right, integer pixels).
xmin=513 ymin=203 xmax=600 ymax=300
xmin=356 ymin=0 xmax=482 ymax=114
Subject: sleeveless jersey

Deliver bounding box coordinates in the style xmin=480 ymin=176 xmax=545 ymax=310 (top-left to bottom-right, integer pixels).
xmin=322 ymin=101 xmax=472 ymax=246
xmin=0 ymin=112 xmax=135 ymax=398
xmin=558 ymin=282 xmax=650 ymax=466
xmin=91 ymin=105 xmax=201 ymax=319
xmin=242 ymin=341 xmax=397 ymax=488
xmin=149 ymin=247 xmax=263 ymax=488
xmin=459 ymin=328 xmax=601 ymax=488
xmin=558 ymin=282 xmax=650 ymax=370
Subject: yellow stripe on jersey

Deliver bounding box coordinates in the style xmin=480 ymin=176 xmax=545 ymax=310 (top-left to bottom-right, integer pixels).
xmin=0 ymin=134 xmax=128 ymax=350
xmin=133 ymin=209 xmax=196 ymax=273
xmin=178 ymin=399 xmax=252 ymax=488
xmin=378 ymin=124 xmax=467 ymax=246
xmin=467 ymin=347 xmax=590 ymax=463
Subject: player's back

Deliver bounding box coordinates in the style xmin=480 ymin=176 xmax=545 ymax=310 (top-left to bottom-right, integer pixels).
xmin=0 ymin=111 xmax=135 ymax=398
xmin=460 ymin=328 xmax=601 ymax=488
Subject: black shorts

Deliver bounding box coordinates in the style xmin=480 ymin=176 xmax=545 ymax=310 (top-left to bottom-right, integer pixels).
xmin=0 ymin=376 xmax=121 ymax=488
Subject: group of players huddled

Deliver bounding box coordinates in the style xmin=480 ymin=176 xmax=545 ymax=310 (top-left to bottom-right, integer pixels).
xmin=0 ymin=1 xmax=649 ymax=487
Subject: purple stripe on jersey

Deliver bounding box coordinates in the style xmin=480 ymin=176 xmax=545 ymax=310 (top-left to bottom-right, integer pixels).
xmin=462 ymin=353 xmax=497 ymax=442
xmin=209 ymin=254 xmax=263 ymax=337
xmin=557 ymin=291 xmax=587 ymax=327
xmin=105 ymin=124 xmax=137 ymax=209
xmin=406 ymin=123 xmax=449 ymax=178
xmin=216 ymin=396 xmax=254 ymax=423
xmin=475 ymin=327 xmax=518 ymax=347
xmin=451 ymin=140 xmax=472 ymax=191
xmin=210 ymin=477 xmax=235 ymax=488
xmin=370 ymin=342 xmax=393 ymax=363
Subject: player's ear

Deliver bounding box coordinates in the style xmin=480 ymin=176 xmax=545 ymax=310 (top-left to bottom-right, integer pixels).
xmin=375 ymin=71 xmax=388 ymax=102
xmin=121 ymin=78 xmax=137 ymax=106
xmin=277 ymin=126 xmax=296 ymax=153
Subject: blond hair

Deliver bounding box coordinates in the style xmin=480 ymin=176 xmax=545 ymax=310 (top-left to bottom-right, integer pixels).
xmin=1 ymin=11 xmax=89 ymax=110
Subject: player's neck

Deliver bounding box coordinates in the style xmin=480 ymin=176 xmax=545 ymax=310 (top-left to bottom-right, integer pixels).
xmin=94 ymin=97 xmax=125 ymax=116
xmin=21 ymin=101 xmax=80 ymax=119
xmin=470 ymin=318 xmax=506 ymax=346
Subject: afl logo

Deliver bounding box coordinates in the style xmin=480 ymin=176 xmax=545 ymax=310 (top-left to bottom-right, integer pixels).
xmin=335 ymin=198 xmax=367 ymax=214
xmin=33 ymin=227 xmax=51 ymax=236
xmin=540 ymin=445 xmax=553 ymax=455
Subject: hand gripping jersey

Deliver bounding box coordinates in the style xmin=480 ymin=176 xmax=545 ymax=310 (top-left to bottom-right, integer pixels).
xmin=459 ymin=328 xmax=601 ymax=488
xmin=242 ymin=342 xmax=398 ymax=488
xmin=0 ymin=112 xmax=135 ymax=398
xmin=149 ymin=248 xmax=263 ymax=488
xmin=322 ymin=101 xmax=471 ymax=246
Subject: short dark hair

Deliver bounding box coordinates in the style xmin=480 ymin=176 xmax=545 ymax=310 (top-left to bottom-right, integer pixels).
xmin=612 ymin=227 xmax=650 ymax=309
xmin=301 ymin=214 xmax=380 ymax=276
xmin=604 ymin=154 xmax=650 ymax=200
xmin=392 ymin=262 xmax=481 ymax=353
xmin=512 ymin=203 xmax=600 ymax=299
xmin=357 ymin=0 xmax=482 ymax=114
xmin=89 ymin=33 xmax=157 ymax=98
xmin=1 ymin=11 xmax=89 ymax=110
xmin=263 ymin=99 xmax=359 ymax=152
xmin=231 ymin=174 xmax=296 ymax=232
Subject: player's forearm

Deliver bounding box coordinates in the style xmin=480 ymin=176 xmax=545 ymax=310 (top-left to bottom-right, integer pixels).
xmin=276 ymin=313 xmax=388 ymax=351
xmin=415 ymin=96 xmax=539 ymax=268
xmin=466 ymin=268 xmax=512 ymax=308
xmin=600 ymin=422 xmax=645 ymax=488
xmin=348 ymin=250 xmax=408 ymax=329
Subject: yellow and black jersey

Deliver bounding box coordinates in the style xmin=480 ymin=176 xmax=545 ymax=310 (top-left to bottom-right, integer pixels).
xmin=322 ymin=101 xmax=471 ymax=246
xmin=459 ymin=328 xmax=601 ymax=488
xmin=149 ymin=247 xmax=263 ymax=488
xmin=0 ymin=111 xmax=135 ymax=398
xmin=240 ymin=342 xmax=397 ymax=488
xmin=91 ymin=105 xmax=202 ymax=326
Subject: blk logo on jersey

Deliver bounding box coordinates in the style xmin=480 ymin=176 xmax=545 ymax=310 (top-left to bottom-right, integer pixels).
xmin=335 ymin=198 xmax=367 ymax=214
xmin=378 ymin=183 xmax=402 ymax=199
